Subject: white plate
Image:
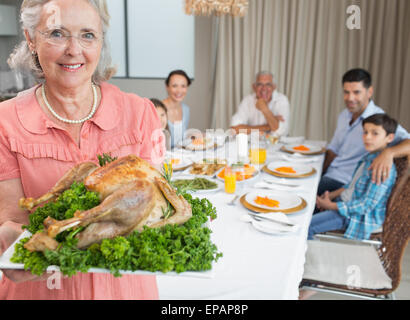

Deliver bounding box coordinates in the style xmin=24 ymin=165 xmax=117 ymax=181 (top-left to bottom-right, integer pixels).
xmin=195 ymin=157 xmax=227 ymax=165
xmin=280 ymin=154 xmax=321 ymax=163
xmin=262 ymin=178 xmax=301 ymax=187
xmin=165 ymin=157 xmax=193 ymax=170
xmin=245 ymin=190 xmax=302 ymax=211
xmin=177 ymin=138 xmax=215 ymax=151
xmin=282 ymin=143 xmax=322 ymax=154
xmin=215 ymin=165 xmax=259 ymax=183
xmin=182 ymin=159 xmax=227 ymax=177
xmin=251 ymin=220 xmax=296 ymax=235
xmin=267 ymin=161 xmax=313 ymax=176
xmin=0 ymin=231 xmax=214 ymax=279
xmin=171 ymin=175 xmax=223 ymax=194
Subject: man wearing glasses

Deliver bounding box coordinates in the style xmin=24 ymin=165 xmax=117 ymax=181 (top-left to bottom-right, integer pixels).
xmin=230 ymin=71 xmax=290 ymax=135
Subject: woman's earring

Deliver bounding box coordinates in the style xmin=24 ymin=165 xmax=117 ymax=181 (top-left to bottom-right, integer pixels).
xmin=31 ymin=50 xmax=42 ymax=71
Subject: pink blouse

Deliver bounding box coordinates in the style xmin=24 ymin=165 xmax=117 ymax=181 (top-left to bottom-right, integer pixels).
xmin=0 ymin=82 xmax=165 ymax=300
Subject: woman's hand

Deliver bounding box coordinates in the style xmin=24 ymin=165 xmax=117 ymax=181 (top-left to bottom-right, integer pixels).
xmin=0 ymin=178 xmax=49 ymax=283
xmin=1 ymin=269 xmax=50 ymax=283
xmin=0 ymin=224 xmax=50 ymax=283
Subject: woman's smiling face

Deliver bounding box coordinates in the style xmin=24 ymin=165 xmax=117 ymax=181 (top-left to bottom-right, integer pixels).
xmin=166 ymin=74 xmax=189 ymax=103
xmin=28 ymin=0 xmax=103 ymax=89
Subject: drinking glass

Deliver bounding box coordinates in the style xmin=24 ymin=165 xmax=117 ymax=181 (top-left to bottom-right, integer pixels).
xmin=249 ymin=136 xmax=267 ymax=165
xmin=224 ymin=166 xmax=236 ymax=194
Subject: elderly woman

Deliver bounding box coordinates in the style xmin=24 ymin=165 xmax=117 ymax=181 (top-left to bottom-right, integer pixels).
xmin=0 ymin=0 xmax=164 ymax=299
xmin=162 ymin=69 xmax=191 ymax=148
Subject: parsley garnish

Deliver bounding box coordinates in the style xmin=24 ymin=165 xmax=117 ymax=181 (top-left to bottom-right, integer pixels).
xmin=12 ymin=190 xmax=222 ymax=277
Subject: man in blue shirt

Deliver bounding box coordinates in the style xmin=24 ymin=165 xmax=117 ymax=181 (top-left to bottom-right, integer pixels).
xmin=318 ymin=68 xmax=410 ymax=196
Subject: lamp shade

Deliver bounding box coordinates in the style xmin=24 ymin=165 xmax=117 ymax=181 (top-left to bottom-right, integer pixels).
xmin=185 ymin=0 xmax=248 ymax=17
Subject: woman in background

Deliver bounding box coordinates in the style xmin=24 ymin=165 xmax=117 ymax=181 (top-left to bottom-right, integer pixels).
xmin=162 ymin=70 xmax=191 ymax=148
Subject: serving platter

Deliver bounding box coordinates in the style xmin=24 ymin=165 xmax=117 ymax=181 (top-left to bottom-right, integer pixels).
xmin=0 ymin=231 xmax=215 ymax=279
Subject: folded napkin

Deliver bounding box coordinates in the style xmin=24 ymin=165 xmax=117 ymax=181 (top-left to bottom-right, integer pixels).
xmin=170 ymin=146 xmax=196 ymax=154
xmin=166 ymin=151 xmax=195 ymax=161
xmin=281 ymin=154 xmax=321 ymax=163
xmin=280 ymin=136 xmax=305 ymax=144
xmin=304 ymin=140 xmax=327 ymax=148
xmin=254 ymin=181 xmax=302 ymax=191
xmin=246 ymin=212 xmax=299 ymax=234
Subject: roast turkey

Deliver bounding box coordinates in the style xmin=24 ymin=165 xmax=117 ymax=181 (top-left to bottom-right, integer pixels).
xmin=21 ymin=155 xmax=192 ymax=251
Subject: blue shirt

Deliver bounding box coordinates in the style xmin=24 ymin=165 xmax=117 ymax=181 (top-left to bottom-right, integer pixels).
xmin=167 ymin=103 xmax=190 ymax=148
xmin=336 ymin=151 xmax=397 ymax=240
xmin=325 ymin=100 xmax=409 ymax=184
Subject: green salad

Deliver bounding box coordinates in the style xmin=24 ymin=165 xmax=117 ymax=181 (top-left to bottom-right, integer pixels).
xmin=11 ymin=162 xmax=222 ymax=277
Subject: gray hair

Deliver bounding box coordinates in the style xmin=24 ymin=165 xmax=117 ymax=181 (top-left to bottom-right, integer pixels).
xmin=7 ymin=0 xmax=116 ymax=84
xmin=255 ymin=71 xmax=275 ymax=84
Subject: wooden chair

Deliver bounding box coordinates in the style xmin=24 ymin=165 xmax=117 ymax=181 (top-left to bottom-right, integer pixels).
xmin=300 ymin=156 xmax=410 ymax=300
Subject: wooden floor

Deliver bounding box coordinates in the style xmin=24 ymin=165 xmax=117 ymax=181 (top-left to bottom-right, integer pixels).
xmin=307 ymin=244 xmax=410 ymax=300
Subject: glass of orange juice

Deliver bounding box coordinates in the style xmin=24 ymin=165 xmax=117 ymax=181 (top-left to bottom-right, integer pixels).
xmin=249 ymin=138 xmax=267 ymax=164
xmin=224 ymin=166 xmax=236 ymax=193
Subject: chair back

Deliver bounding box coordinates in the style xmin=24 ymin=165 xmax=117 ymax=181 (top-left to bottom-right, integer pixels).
xmin=379 ymin=156 xmax=410 ymax=291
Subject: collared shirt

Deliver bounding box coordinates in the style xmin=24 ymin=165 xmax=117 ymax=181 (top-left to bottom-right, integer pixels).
xmin=0 ymin=82 xmax=163 ymax=300
xmin=325 ymin=100 xmax=409 ymax=184
xmin=230 ymin=91 xmax=290 ymax=136
xmin=336 ymin=151 xmax=397 ymax=240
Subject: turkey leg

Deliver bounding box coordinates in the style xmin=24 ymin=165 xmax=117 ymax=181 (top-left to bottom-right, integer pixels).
xmin=19 ymin=162 xmax=99 ymax=210
xmin=46 ymin=180 xmax=155 ymax=242
xmin=149 ymin=176 xmax=192 ymax=228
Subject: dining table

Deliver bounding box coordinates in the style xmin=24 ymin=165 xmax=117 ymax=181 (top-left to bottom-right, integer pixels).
xmin=156 ymin=137 xmax=327 ymax=300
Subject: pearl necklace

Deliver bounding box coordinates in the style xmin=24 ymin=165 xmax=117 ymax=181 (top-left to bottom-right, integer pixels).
xmin=41 ymin=83 xmax=98 ymax=124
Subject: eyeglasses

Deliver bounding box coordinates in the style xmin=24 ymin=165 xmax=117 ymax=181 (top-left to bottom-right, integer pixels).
xmin=36 ymin=29 xmax=102 ymax=49
xmin=255 ymin=82 xmax=274 ymax=89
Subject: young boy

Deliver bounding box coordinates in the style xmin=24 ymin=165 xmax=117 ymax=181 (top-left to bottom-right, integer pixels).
xmin=308 ymin=113 xmax=398 ymax=240
xmin=150 ymin=98 xmax=171 ymax=150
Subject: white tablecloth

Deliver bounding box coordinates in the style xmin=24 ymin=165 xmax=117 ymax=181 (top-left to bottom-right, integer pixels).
xmin=157 ymin=140 xmax=326 ymax=299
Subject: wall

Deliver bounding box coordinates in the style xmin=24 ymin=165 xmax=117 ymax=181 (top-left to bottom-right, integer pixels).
xmin=0 ymin=0 xmax=23 ymax=70
xmin=0 ymin=0 xmax=215 ymax=130
xmin=109 ymin=16 xmax=214 ymax=131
